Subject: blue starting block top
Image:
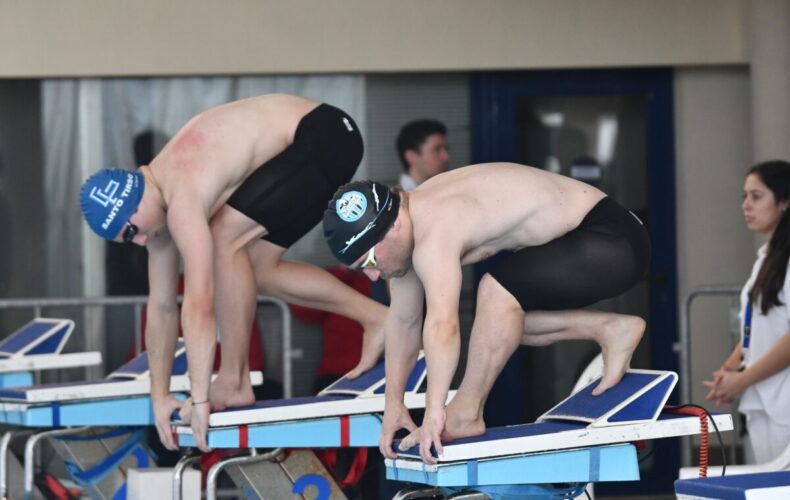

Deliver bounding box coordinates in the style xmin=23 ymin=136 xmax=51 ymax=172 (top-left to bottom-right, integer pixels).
xmin=675 ymin=471 xmax=790 ymax=500
xmin=176 ymin=353 xmax=436 ymax=448
xmin=388 ymin=369 xmax=734 ymax=492
xmin=0 ymin=342 xmax=191 ymax=427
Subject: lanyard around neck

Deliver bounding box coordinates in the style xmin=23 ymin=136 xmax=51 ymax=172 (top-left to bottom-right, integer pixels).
xmin=743 ymin=300 xmax=752 ymax=349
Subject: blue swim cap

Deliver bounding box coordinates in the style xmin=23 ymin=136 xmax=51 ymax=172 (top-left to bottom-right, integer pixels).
xmin=80 ymin=169 xmax=145 ymax=240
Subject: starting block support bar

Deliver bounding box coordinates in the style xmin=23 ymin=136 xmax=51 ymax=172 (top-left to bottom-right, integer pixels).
xmin=206 ymin=448 xmax=282 ymax=500
xmin=29 ymin=426 xmax=154 ymax=500
xmin=0 ymin=429 xmax=37 ymax=500
xmin=173 ymin=452 xmax=201 ymax=500
xmin=24 ymin=427 xmax=86 ymax=498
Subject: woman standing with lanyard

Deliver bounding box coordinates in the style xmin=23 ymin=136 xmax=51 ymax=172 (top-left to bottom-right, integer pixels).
xmin=705 ymin=160 xmax=790 ymax=464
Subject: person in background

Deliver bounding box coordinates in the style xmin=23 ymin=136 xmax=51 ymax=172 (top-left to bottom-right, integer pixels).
xmin=395 ymin=119 xmax=450 ymax=191
xmin=705 ymin=160 xmax=790 ymax=464
xmin=372 ymin=120 xmax=451 ymax=307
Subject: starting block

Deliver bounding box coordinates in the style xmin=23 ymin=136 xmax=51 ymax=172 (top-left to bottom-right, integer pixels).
xmin=175 ymin=353 xmax=444 ymax=500
xmin=176 ymin=354 xmax=435 ymax=449
xmin=0 ymin=318 xmax=101 ymax=388
xmin=386 ymin=370 xmax=733 ymax=499
xmin=0 ymin=341 xmax=193 ymax=427
xmin=675 ymin=470 xmax=790 ymax=499
xmin=0 ymin=339 xmax=262 ymax=500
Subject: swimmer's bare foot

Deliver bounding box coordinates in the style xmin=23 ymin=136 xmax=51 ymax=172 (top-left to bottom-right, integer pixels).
xmin=592 ymin=315 xmax=645 ymax=396
xmin=209 ymin=375 xmax=256 ymax=412
xmin=441 ymin=398 xmax=486 ymax=441
xmin=347 ymin=318 xmax=385 ymax=379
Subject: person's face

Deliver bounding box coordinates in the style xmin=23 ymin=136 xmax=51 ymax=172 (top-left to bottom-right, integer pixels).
xmin=742 ymin=173 xmax=787 ymax=239
xmin=411 ymin=133 xmax=450 ymax=182
xmin=114 ymin=196 xmax=164 ymax=247
xmin=351 ymin=237 xmax=412 ymax=282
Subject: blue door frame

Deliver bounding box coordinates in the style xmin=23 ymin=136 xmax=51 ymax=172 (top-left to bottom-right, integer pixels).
xmin=471 ymin=68 xmax=679 ymax=493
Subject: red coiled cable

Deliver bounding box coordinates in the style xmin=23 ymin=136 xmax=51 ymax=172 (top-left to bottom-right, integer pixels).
xmin=664 ymin=405 xmax=709 ymax=477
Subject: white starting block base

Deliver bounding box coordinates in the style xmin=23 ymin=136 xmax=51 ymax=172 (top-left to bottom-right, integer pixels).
xmin=127 ymin=467 xmax=201 ymax=500
xmin=675 ymin=470 xmax=790 ymax=499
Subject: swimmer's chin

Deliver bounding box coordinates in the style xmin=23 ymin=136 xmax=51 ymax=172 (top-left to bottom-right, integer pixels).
xmin=386 ymin=267 xmax=410 ymax=279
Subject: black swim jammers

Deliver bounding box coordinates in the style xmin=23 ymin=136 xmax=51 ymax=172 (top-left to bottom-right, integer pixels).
xmin=488 ymin=197 xmax=650 ymax=311
xmin=226 ymin=103 xmax=363 ymax=248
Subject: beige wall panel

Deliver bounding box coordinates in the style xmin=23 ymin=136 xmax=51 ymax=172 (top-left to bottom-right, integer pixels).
xmin=0 ymin=0 xmax=746 ymax=77
xmin=674 ymin=66 xmax=755 ymax=405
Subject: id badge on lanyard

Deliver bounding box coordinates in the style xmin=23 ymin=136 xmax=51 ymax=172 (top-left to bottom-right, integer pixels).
xmin=741 ymin=300 xmax=752 ymax=369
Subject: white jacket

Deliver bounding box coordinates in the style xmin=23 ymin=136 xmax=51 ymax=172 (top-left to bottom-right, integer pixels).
xmin=738 ymin=244 xmax=790 ymax=426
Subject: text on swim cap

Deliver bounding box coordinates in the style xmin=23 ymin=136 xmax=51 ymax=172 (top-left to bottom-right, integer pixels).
xmin=88 ymin=174 xmax=136 ymax=230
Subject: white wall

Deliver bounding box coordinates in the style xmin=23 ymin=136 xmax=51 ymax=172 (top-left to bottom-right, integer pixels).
xmin=0 ymin=0 xmax=746 ymax=77
xmin=674 ymin=66 xmax=755 ymax=405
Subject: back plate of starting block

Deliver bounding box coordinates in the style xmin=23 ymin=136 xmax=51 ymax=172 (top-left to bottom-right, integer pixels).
xmin=0 ymin=318 xmax=74 ymax=358
xmin=0 ymin=318 xmax=101 ymax=377
xmin=539 ymin=370 xmax=678 ymax=427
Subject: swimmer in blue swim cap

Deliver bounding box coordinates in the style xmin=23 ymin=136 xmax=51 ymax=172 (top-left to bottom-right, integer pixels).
xmin=78 ymin=94 xmax=387 ymax=453
xmin=80 ymin=168 xmax=148 ymax=243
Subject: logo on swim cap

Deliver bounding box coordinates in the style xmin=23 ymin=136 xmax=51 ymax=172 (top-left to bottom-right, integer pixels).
xmin=335 ymin=191 xmax=367 ymax=222
xmin=80 ymin=169 xmax=145 ymax=241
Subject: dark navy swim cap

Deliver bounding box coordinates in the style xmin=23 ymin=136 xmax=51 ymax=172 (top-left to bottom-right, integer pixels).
xmin=323 ymin=181 xmax=400 ymax=266
xmin=80 ymin=169 xmax=145 ymax=240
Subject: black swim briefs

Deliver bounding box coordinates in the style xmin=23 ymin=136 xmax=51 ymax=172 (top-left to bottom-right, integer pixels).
xmin=226 ymin=103 xmax=363 ymax=248
xmin=488 ymin=197 xmax=650 ymax=311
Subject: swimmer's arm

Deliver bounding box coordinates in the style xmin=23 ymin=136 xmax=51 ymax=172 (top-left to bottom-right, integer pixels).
xmin=145 ymin=237 xmax=180 ymax=400
xmin=167 ymin=200 xmax=217 ymax=405
xmin=414 ymin=241 xmax=462 ymax=411
xmin=384 ymin=269 xmax=425 ymax=404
